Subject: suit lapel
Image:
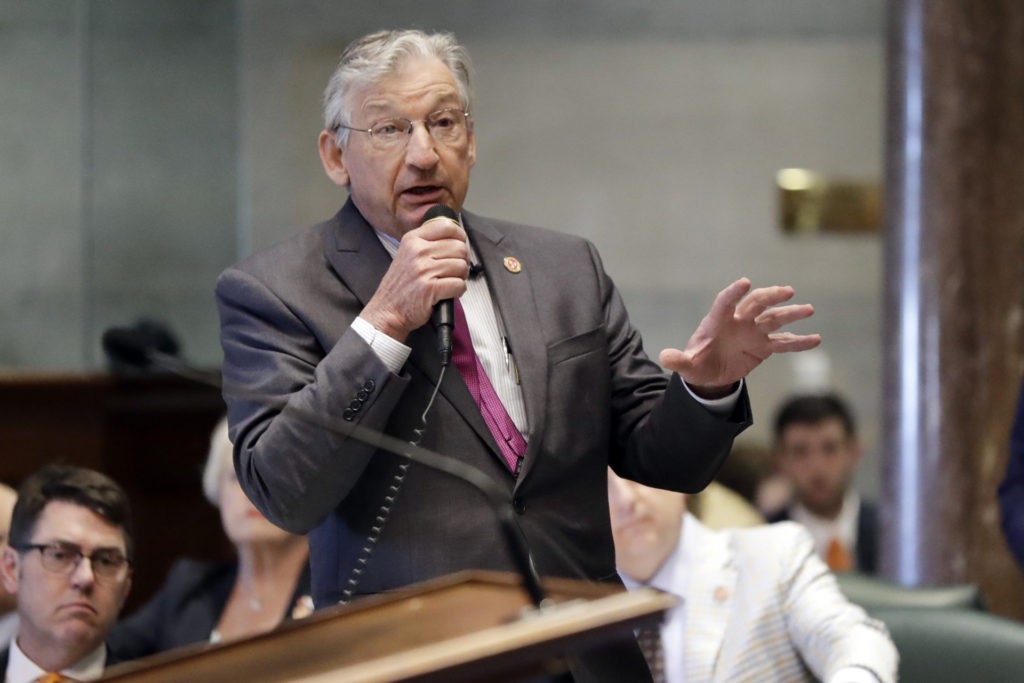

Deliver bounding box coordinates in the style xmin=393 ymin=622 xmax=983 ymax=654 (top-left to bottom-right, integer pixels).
xmin=324 ymin=201 xmax=392 ymax=308
xmin=323 ymin=201 xmax=497 ymax=456
xmin=684 ymin=520 xmax=736 ymax=682
xmin=462 ymin=211 xmax=549 ymax=480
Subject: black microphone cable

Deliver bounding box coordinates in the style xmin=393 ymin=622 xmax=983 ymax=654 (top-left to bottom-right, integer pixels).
xmin=272 ymin=394 xmax=547 ymax=608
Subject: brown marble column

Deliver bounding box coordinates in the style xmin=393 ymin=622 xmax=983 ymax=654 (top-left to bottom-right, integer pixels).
xmin=883 ymin=0 xmax=1024 ymax=618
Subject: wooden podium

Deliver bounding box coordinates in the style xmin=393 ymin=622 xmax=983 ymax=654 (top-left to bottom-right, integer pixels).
xmin=100 ymin=571 xmax=675 ymax=682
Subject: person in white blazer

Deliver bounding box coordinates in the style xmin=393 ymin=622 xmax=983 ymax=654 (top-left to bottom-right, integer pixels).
xmin=608 ymin=470 xmax=898 ymax=683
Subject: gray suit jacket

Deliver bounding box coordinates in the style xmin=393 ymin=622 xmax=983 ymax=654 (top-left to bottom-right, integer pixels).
xmin=216 ymin=200 xmax=751 ymax=681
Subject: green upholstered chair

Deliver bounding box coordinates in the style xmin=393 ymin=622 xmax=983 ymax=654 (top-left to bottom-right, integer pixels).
xmin=870 ymin=606 xmax=1024 ymax=682
xmin=835 ymin=571 xmax=985 ymax=612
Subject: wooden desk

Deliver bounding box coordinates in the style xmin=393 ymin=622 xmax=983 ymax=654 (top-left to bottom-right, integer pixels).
xmin=0 ymin=372 xmax=229 ymax=610
xmin=102 ymin=571 xmax=677 ymax=682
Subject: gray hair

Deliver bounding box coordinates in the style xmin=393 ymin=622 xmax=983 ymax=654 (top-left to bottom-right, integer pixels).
xmin=201 ymin=416 xmax=232 ymax=507
xmin=323 ymin=29 xmax=475 ymax=146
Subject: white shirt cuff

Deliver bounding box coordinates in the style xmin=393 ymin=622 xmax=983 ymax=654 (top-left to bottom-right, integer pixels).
xmin=828 ymin=666 xmax=882 ymax=683
xmin=351 ymin=316 xmax=411 ymax=374
xmin=682 ymin=378 xmax=743 ymax=414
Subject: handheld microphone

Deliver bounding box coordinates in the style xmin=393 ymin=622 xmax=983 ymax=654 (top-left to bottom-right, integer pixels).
xmin=422 ymin=204 xmax=459 ymax=366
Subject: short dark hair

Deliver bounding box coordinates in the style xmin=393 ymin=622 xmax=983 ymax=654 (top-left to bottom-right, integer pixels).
xmin=773 ymin=393 xmax=857 ymax=443
xmin=8 ymin=465 xmax=134 ymax=560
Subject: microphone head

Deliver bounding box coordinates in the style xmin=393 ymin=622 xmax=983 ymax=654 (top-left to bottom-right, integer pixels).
xmin=101 ymin=328 xmax=155 ymax=368
xmin=423 ymin=204 xmax=458 ymax=223
xmin=101 ymin=319 xmax=181 ymax=369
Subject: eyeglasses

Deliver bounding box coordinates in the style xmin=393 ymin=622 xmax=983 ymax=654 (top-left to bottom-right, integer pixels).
xmin=16 ymin=542 xmax=131 ymax=582
xmin=334 ymin=108 xmax=472 ymax=150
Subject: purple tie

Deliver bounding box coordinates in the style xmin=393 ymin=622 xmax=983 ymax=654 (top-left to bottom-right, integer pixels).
xmin=451 ymin=300 xmax=527 ymax=473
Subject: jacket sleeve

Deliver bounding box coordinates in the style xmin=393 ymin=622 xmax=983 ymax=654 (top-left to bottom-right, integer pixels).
xmin=777 ymin=523 xmax=899 ymax=683
xmin=216 ymin=265 xmax=411 ymax=533
xmin=589 ymin=237 xmax=751 ymax=492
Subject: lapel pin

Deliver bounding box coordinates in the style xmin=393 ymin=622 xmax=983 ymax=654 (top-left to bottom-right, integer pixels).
xmin=503 ymin=256 xmax=522 ymax=273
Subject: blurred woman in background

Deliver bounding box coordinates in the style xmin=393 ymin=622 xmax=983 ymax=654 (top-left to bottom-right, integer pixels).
xmin=109 ymin=417 xmax=311 ymax=658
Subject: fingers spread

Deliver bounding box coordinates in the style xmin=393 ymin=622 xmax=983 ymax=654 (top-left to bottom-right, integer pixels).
xmin=768 ymin=332 xmax=822 ymax=353
xmin=754 ymin=303 xmax=815 ymax=333
xmin=735 ymin=285 xmax=796 ymax=320
xmin=708 ymin=277 xmax=753 ymax=320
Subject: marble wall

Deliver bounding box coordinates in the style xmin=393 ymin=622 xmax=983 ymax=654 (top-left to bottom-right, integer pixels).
xmin=0 ymin=1 xmax=885 ymax=493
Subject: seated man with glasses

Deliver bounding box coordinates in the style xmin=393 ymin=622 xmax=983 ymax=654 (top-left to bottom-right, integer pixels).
xmin=0 ymin=465 xmax=134 ymax=682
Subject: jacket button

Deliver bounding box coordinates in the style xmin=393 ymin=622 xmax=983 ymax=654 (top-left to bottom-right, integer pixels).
xmin=349 ymin=398 xmax=363 ymax=410
xmin=363 ymin=379 xmax=376 ymax=392
xmin=357 ymin=389 xmax=370 ymax=401
xmin=513 ymin=498 xmax=527 ymax=514
xmin=342 ymin=408 xmax=355 ymax=421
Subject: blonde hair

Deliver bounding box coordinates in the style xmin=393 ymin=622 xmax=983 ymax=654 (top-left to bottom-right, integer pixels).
xmin=201 ymin=416 xmax=232 ymax=507
xmin=0 ymin=481 xmax=16 ymax=542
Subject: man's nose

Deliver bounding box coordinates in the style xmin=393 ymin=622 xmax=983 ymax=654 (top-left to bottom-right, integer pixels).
xmin=68 ymin=555 xmax=96 ymax=590
xmin=404 ymin=122 xmax=440 ymax=168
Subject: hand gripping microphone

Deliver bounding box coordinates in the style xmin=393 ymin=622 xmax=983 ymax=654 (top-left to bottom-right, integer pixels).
xmin=423 ymin=204 xmax=460 ymax=366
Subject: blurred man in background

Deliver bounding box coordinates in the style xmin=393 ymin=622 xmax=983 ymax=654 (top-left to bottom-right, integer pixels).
xmin=608 ymin=470 xmax=897 ymax=683
xmin=768 ymin=393 xmax=877 ymax=573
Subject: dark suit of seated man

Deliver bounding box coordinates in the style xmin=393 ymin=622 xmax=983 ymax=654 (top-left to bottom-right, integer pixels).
xmin=0 ymin=465 xmax=133 ymax=682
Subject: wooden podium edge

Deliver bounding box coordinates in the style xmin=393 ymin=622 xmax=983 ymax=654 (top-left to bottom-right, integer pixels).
xmin=101 ymin=570 xmax=676 ymax=683
xmin=294 ymin=584 xmax=676 ymax=682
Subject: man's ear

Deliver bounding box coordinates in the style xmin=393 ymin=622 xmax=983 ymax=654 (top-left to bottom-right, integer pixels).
xmin=0 ymin=545 xmax=20 ymax=594
xmin=466 ymin=128 xmax=477 ymax=168
xmin=318 ymin=129 xmax=350 ymax=188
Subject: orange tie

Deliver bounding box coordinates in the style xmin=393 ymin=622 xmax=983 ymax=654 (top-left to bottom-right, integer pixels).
xmin=826 ymin=537 xmax=854 ymax=572
xmin=35 ymin=674 xmax=72 ymax=683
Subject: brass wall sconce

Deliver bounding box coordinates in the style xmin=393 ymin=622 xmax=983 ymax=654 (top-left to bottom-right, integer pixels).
xmin=777 ymin=168 xmax=882 ymax=235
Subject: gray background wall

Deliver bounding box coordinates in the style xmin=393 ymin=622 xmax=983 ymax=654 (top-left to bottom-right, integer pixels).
xmin=0 ymin=0 xmax=883 ymax=496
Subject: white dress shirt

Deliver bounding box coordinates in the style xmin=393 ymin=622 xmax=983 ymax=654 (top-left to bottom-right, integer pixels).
xmin=354 ymin=224 xmax=742 ymax=435
xmin=790 ymin=490 xmax=862 ymax=566
xmin=5 ymin=637 xmax=106 ymax=683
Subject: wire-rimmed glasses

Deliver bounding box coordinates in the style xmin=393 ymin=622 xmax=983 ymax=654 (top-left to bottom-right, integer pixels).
xmin=334 ymin=107 xmax=472 ymax=150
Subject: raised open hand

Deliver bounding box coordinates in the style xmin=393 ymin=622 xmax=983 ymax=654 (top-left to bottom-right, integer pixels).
xmin=658 ymin=278 xmax=821 ymax=397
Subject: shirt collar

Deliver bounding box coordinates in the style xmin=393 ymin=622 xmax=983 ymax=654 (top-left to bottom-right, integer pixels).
xmin=790 ymin=490 xmax=861 ymax=553
xmin=6 ymin=637 xmax=107 ymax=683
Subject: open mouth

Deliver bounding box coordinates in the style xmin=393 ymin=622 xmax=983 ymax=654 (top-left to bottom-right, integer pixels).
xmin=403 ymin=185 xmax=446 ymax=204
xmin=405 ymin=185 xmax=439 ymax=195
